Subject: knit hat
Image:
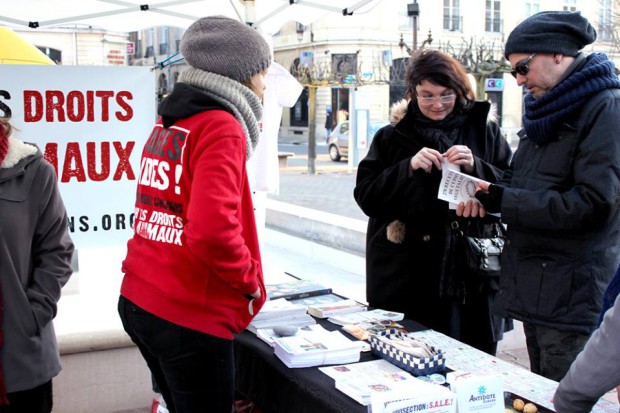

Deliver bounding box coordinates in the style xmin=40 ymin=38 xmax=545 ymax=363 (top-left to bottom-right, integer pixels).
xmin=181 ymin=16 xmax=271 ymax=82
xmin=504 ymin=11 xmax=596 ymax=59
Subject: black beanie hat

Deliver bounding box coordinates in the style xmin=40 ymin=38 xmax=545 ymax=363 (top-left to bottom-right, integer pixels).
xmin=181 ymin=16 xmax=271 ymax=82
xmin=504 ymin=11 xmax=596 ymax=59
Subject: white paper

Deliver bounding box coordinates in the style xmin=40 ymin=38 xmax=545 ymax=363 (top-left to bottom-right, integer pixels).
xmin=319 ymin=359 xmax=432 ymax=406
xmin=327 ymin=308 xmax=404 ymax=326
xmin=437 ymin=160 xmax=488 ymax=209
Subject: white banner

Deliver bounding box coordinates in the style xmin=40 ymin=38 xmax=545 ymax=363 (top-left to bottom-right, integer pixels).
xmin=0 ymin=65 xmax=154 ymax=248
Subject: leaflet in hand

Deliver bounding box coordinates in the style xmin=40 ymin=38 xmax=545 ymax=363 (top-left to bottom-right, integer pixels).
xmin=437 ymin=161 xmax=489 ymax=209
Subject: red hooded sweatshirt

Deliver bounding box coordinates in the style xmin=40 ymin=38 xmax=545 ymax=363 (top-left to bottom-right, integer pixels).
xmin=121 ymin=92 xmax=266 ymax=340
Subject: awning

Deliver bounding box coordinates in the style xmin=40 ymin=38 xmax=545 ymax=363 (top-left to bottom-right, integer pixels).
xmin=0 ymin=26 xmax=55 ymax=64
xmin=0 ymin=0 xmax=380 ymax=34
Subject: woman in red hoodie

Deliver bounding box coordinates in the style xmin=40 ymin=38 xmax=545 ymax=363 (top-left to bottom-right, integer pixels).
xmin=118 ymin=16 xmax=270 ymax=413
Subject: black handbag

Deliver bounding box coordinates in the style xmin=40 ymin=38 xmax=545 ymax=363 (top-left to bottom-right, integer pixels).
xmin=452 ymin=219 xmax=505 ymax=278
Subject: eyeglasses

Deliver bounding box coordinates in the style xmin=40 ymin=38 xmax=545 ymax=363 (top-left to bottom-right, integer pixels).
xmin=510 ymin=53 xmax=537 ymax=78
xmin=416 ymin=94 xmax=457 ymax=106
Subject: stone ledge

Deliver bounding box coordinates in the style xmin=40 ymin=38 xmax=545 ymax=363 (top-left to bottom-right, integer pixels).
xmin=265 ymin=199 xmax=366 ymax=257
xmin=58 ymin=328 xmax=134 ymax=355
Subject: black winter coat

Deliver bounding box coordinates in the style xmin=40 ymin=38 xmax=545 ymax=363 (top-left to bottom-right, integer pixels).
xmin=496 ymin=88 xmax=620 ymax=334
xmin=354 ymin=100 xmax=512 ymax=350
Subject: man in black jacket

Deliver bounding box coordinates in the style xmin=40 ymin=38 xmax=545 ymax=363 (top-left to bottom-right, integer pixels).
xmin=474 ymin=11 xmax=620 ymax=381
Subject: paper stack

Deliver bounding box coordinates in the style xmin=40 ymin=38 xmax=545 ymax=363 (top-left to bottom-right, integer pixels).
xmin=320 ymin=359 xmax=455 ymax=412
xmin=327 ymin=308 xmax=404 ymax=326
xmin=319 ymin=359 xmax=421 ymax=406
xmin=247 ymin=298 xmax=315 ymax=334
xmin=272 ymin=324 xmax=362 ymax=368
xmin=307 ymin=299 xmax=367 ymax=318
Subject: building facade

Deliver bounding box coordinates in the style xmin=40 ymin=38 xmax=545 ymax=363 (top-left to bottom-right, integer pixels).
xmin=12 ymin=0 xmax=618 ymax=144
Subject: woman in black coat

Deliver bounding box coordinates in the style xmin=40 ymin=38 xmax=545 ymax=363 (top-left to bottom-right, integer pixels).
xmin=354 ymin=50 xmax=512 ymax=355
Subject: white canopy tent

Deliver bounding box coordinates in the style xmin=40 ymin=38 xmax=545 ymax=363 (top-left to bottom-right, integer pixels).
xmin=0 ymin=0 xmax=382 ymax=33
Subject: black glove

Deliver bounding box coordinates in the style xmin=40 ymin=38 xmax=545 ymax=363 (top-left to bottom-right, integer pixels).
xmin=475 ymin=184 xmax=504 ymax=213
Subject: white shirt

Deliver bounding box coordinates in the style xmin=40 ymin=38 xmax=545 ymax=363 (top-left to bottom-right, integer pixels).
xmin=247 ymin=62 xmax=303 ymax=194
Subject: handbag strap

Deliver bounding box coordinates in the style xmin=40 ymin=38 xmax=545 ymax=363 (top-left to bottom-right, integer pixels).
xmin=450 ymin=217 xmax=505 ymax=239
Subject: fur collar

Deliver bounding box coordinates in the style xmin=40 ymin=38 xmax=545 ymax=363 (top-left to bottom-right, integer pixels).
xmin=385 ymin=98 xmax=498 ymax=245
xmin=389 ymin=98 xmax=498 ymax=125
xmin=1 ymin=136 xmax=38 ymax=169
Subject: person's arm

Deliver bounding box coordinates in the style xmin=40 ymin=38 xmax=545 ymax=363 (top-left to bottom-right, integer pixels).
xmin=554 ymin=294 xmax=620 ymax=412
xmin=488 ymin=98 xmax=620 ymax=231
xmin=27 ymin=161 xmax=74 ymax=333
xmin=354 ymin=127 xmax=436 ymax=219
xmin=183 ymin=121 xmax=260 ymax=298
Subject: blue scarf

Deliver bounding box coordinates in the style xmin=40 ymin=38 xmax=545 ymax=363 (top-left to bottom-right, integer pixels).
xmin=522 ymin=53 xmax=620 ymax=145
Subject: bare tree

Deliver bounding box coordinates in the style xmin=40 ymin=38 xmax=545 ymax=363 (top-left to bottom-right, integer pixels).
xmin=440 ymin=37 xmax=510 ymax=98
xmin=288 ymin=51 xmax=394 ymax=173
xmin=596 ymin=0 xmax=620 ymax=61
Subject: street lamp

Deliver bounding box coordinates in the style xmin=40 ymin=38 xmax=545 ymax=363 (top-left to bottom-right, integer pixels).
xmin=399 ymin=29 xmax=432 ymax=55
xmin=296 ymin=23 xmax=305 ymax=42
xmin=407 ymin=1 xmax=420 ymax=51
xmin=421 ymin=29 xmax=433 ymax=48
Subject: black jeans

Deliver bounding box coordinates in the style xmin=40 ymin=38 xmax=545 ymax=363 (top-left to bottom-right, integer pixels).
xmin=118 ymin=296 xmax=234 ymax=413
xmin=523 ymin=322 xmax=589 ymax=381
xmin=0 ymin=380 xmax=52 ymax=413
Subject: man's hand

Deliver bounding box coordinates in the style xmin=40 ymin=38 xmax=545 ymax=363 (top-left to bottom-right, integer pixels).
xmin=456 ymin=200 xmax=487 ymax=218
xmin=474 ymin=183 xmax=504 ymax=213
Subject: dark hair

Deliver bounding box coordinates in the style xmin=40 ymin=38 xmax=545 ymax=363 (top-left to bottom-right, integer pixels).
xmin=404 ymin=49 xmax=475 ymax=105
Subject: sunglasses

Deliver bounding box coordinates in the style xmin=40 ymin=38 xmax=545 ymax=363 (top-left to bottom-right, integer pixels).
xmin=510 ymin=53 xmax=537 ymax=78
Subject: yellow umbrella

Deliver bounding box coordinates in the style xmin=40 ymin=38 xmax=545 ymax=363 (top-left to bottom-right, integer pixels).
xmin=0 ymin=26 xmax=54 ymax=65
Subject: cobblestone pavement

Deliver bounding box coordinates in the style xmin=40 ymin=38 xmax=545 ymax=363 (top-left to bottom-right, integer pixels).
xmin=270 ymin=167 xmax=366 ymax=220
xmin=267 ymin=155 xmax=367 ymax=221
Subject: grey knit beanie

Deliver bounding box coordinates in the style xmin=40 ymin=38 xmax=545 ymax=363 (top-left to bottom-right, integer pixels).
xmin=181 ymin=16 xmax=271 ymax=82
xmin=504 ymin=11 xmax=596 ymax=59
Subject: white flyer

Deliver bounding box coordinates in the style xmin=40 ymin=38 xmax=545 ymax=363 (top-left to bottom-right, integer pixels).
xmin=437 ymin=161 xmax=488 ymax=208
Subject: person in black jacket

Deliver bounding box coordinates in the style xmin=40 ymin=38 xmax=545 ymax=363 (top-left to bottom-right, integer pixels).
xmin=325 ymin=106 xmax=333 ymax=143
xmin=354 ymin=49 xmax=512 ymax=355
xmin=475 ymin=11 xmax=620 ymax=381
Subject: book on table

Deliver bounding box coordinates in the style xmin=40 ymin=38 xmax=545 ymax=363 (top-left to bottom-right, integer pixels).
xmin=271 ymin=324 xmax=363 ymax=368
xmin=306 ymin=299 xmax=367 ymax=319
xmin=265 ymin=278 xmax=333 ymax=301
xmin=247 ymin=298 xmax=316 ymax=334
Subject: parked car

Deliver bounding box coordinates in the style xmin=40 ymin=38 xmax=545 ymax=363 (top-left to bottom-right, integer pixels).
xmin=327 ymin=120 xmax=387 ymax=161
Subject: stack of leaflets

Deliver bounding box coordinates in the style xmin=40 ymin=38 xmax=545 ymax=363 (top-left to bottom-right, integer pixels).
xmin=306 ymin=299 xmax=367 ymax=319
xmin=327 ymin=308 xmax=405 ymax=326
xmin=247 ymin=298 xmax=315 ymax=334
xmin=266 ymin=278 xmax=332 ymax=301
xmin=318 ymin=359 xmax=419 ymax=406
xmin=288 ymin=293 xmax=344 ymax=307
xmin=319 ymin=359 xmax=455 ymax=411
xmin=272 ymin=324 xmax=363 ymax=368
